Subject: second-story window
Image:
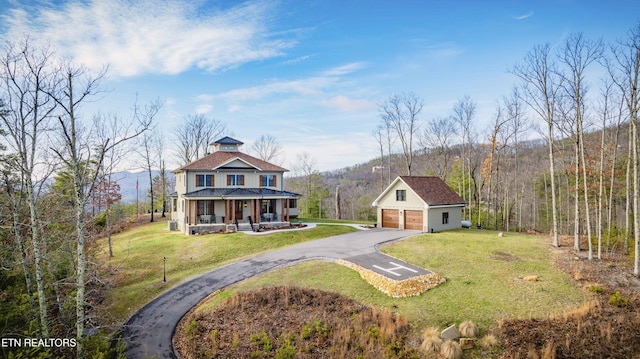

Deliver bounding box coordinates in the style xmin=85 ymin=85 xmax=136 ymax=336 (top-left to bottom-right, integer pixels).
xmin=260 ymin=175 xmax=276 ymax=187
xmin=227 ymin=174 xmax=245 ymax=186
xmin=196 ymin=174 xmax=213 ymax=187
xmin=396 ymin=189 xmax=406 ymax=201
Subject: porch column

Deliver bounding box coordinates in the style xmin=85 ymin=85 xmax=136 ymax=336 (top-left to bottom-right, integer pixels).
xmin=187 ymin=200 xmax=191 ymax=225
xmin=286 ymin=197 xmax=290 ymax=222
xmin=231 ymin=199 xmax=236 ymax=223
xmin=280 ymin=199 xmax=285 ymax=222
xmin=254 ymin=199 xmax=259 ymax=222
xmin=224 ymin=199 xmax=229 ymax=224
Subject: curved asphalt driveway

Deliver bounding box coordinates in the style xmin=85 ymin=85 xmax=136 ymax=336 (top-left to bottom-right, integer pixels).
xmin=122 ymin=228 xmax=418 ymax=358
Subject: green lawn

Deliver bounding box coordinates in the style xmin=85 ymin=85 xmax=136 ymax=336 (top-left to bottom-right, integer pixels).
xmin=99 ymin=221 xmax=358 ymax=323
xmin=199 ymin=229 xmax=587 ymax=335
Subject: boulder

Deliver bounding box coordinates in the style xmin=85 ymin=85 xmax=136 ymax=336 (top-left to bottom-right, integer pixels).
xmin=441 ymin=324 xmax=460 ymax=341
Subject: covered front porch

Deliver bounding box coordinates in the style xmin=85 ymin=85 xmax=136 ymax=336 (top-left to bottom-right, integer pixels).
xmin=178 ymin=188 xmax=300 ymax=235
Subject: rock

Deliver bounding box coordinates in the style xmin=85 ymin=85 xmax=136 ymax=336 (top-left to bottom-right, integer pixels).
xmin=498 ymin=232 xmax=504 ymax=237
xmin=441 ymin=324 xmax=460 ymax=341
xmin=460 ymin=338 xmax=474 ymax=350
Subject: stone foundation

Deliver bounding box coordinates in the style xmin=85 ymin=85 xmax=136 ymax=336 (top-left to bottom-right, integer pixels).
xmin=186 ymin=224 xmax=235 ymax=235
xmin=335 ymin=259 xmax=446 ymax=298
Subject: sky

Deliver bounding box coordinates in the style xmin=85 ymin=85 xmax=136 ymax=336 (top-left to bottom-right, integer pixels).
xmin=1 ymin=0 xmax=639 ymax=173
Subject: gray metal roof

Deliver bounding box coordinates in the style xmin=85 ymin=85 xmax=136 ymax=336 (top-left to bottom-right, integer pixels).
xmin=182 ymin=187 xmax=301 ymax=198
xmin=213 ymin=136 xmax=244 ymax=145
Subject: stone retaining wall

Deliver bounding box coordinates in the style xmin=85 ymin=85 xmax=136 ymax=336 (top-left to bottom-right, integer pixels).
xmin=335 ymin=259 xmax=446 ymax=298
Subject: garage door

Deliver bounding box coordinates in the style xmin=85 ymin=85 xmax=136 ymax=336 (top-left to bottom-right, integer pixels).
xmin=404 ymin=210 xmax=423 ymax=230
xmin=381 ymin=209 xmax=399 ymax=228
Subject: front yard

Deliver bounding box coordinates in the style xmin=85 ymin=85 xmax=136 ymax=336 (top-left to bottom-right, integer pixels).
xmin=98 ymin=220 xmax=358 ymax=324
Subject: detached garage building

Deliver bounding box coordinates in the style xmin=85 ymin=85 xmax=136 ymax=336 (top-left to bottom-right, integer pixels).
xmin=372 ymin=176 xmax=465 ymax=232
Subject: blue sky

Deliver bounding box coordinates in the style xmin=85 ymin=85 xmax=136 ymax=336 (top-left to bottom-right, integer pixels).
xmin=1 ymin=0 xmax=639 ymax=172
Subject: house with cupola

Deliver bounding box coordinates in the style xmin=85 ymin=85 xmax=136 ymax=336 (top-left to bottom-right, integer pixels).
xmin=170 ymin=136 xmax=300 ymax=235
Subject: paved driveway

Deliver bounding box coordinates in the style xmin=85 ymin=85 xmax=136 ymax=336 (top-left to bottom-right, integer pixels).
xmin=122 ymin=228 xmax=420 ymax=358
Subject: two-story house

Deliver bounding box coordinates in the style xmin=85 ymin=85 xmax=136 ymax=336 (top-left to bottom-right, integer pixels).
xmin=170 ymin=136 xmax=300 ymax=235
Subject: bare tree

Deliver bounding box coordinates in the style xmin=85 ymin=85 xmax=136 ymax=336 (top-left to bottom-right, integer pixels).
xmin=373 ymin=118 xmax=396 ymax=186
xmin=420 ymin=116 xmax=457 ymax=180
xmin=137 ymin=104 xmax=163 ymax=223
xmin=558 ymin=32 xmax=604 ymax=260
xmin=379 ymin=93 xmax=423 ymax=176
xmin=451 ymin=95 xmax=477 ymax=221
xmin=503 ymin=87 xmax=530 ymax=231
xmin=251 ymin=134 xmax=283 ymax=164
xmin=0 ymin=38 xmax=58 ymax=337
xmin=174 ymin=113 xmax=226 ymax=165
xmin=512 ymin=44 xmax=563 ymax=247
xmin=372 ymin=125 xmax=386 ymax=192
xmin=48 ymin=63 xmax=154 ymax=357
xmin=607 ymin=22 xmax=640 ymax=276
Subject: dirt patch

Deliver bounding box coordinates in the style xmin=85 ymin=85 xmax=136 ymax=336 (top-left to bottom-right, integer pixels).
xmin=491 ymin=251 xmax=519 ymax=262
xmin=174 ymin=286 xmax=419 ymax=359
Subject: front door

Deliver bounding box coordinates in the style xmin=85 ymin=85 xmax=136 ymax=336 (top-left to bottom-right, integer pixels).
xmin=235 ymin=200 xmax=244 ymax=220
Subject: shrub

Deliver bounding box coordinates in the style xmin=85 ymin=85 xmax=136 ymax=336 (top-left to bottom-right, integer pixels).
xmin=459 ymin=320 xmax=479 ymax=337
xmin=440 ymin=340 xmax=462 ymax=359
xmin=480 ymin=334 xmax=499 ymax=349
xmin=275 ymin=341 xmax=296 ymax=359
xmin=300 ymin=322 xmax=312 ymax=340
xmin=421 ymin=327 xmax=440 ymax=340
xmin=419 ymin=335 xmax=442 ymax=354
xmin=609 ymin=291 xmax=629 ymax=307
xmin=588 ymin=284 xmax=603 ymax=294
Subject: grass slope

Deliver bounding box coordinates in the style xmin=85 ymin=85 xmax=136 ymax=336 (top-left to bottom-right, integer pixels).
xmin=201 ymin=229 xmax=586 ymax=334
xmin=99 ymin=221 xmax=358 ymax=324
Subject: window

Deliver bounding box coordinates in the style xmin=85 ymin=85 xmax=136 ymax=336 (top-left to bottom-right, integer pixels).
xmin=262 ymin=199 xmax=275 ymax=213
xmin=442 ymin=212 xmax=449 ymax=225
xmin=288 ymin=199 xmax=297 ymax=208
xmin=227 ymin=174 xmax=245 ymax=186
xmin=396 ymin=190 xmax=406 ymax=201
xmin=198 ymin=200 xmax=213 ymax=215
xmin=260 ymin=175 xmax=276 ymax=187
xmin=195 ymin=174 xmax=213 ymax=187
xmin=172 ymin=198 xmax=177 ymax=212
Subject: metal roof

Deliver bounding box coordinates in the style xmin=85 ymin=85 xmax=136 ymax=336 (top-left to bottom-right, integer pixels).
xmin=182 ymin=187 xmax=301 ymax=198
xmin=213 ymin=136 xmax=244 ymax=145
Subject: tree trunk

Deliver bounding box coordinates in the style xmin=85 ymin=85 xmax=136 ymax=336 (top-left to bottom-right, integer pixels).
xmin=548 ymin=122 xmax=560 ymax=247
xmin=335 ymin=185 xmax=341 ymax=220
xmin=26 ymin=179 xmax=50 ymax=338
xmin=574 ymin=141 xmax=581 ymax=251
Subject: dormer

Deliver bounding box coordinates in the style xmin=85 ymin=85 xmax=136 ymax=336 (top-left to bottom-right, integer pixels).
xmin=212 ymin=136 xmax=243 ymax=152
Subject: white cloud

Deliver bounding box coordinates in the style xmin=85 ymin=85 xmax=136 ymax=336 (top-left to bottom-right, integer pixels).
xmin=195 ymin=104 xmax=213 ymax=114
xmin=0 ymin=0 xmax=294 ymax=77
xmin=214 ymin=62 xmax=368 ymax=102
xmin=321 ymin=95 xmax=374 ymax=112
xmin=515 ymin=12 xmax=534 ymax=20
xmin=321 ymin=62 xmax=368 ymax=76
xmin=280 ymin=55 xmax=311 ymax=65
xmin=217 ymin=76 xmax=336 ymax=101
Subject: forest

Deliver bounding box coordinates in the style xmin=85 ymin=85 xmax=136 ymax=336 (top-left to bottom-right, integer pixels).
xmin=1 ymin=22 xmax=640 ymax=359
xmin=286 ymin=27 xmax=640 ymax=278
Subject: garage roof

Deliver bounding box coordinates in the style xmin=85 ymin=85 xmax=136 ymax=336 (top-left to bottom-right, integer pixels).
xmin=372 ymin=176 xmax=465 ymax=207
